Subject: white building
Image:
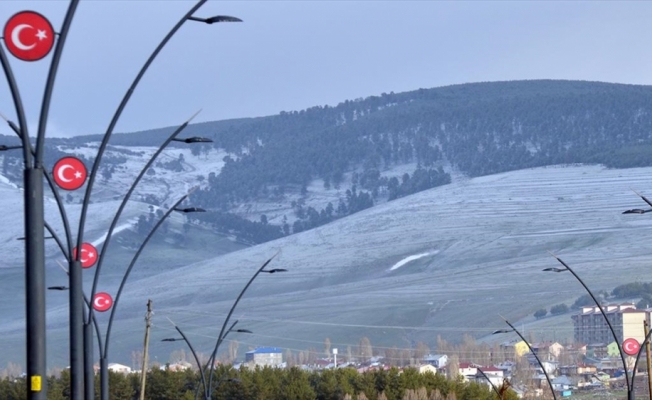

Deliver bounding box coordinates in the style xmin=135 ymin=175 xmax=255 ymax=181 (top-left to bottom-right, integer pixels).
xmin=245 ymin=347 xmax=283 ymax=367
xmin=423 ymin=354 xmax=448 ymax=368
xmin=108 ymin=363 xmax=131 ymax=374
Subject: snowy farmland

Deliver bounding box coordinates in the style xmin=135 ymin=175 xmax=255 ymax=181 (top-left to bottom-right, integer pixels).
xmin=3 ymin=163 xmax=652 ymax=367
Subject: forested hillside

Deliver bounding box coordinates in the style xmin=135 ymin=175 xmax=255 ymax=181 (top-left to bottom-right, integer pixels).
xmin=75 ymin=80 xmax=652 ymax=194
xmin=2 ymin=80 xmax=652 ymax=242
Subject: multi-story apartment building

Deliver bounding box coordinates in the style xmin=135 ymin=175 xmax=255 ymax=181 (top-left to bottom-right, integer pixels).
xmin=245 ymin=347 xmax=283 ymax=367
xmin=571 ymin=303 xmax=648 ymax=345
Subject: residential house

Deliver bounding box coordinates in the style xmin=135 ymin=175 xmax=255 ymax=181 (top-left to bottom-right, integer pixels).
xmin=531 ymin=342 xmax=563 ymax=360
xmin=577 ymin=363 xmax=597 ymax=375
xmin=423 ymin=354 xmax=448 ymax=368
xmin=475 ymin=366 xmax=504 ymax=389
xmin=494 ymin=360 xmax=516 ymax=376
xmin=457 ymin=362 xmax=479 ymax=381
xmin=500 ymin=340 xmax=530 ymax=358
xmin=527 ymin=359 xmax=557 ymax=375
xmin=551 ymin=375 xmax=572 ymax=391
xmin=564 ymin=343 xmax=587 ymax=356
xmin=559 ymin=363 xmax=596 ymax=376
xmin=543 ymin=361 xmax=558 ymax=375
xmin=167 ymin=361 xmax=192 ymax=371
xmin=108 ymin=363 xmax=131 ymax=374
xmin=597 ymin=357 xmax=622 ymax=373
xmin=607 ymin=341 xmax=620 ymax=357
xmin=245 ymin=347 xmax=283 ymax=367
xmin=586 ymin=343 xmax=608 ymax=359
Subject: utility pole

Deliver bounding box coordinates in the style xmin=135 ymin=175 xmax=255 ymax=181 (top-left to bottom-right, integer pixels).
xmin=139 ymin=299 xmax=153 ymax=400
xmin=644 ymin=320 xmax=652 ymax=399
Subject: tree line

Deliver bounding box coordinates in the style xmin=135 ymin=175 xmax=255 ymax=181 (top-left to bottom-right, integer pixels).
xmin=0 ymin=364 xmax=514 ymax=400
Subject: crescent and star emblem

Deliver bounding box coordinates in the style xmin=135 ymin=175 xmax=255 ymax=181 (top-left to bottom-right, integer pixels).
xmin=623 ymin=338 xmax=640 ymax=356
xmin=73 ymin=243 xmax=98 ymax=268
xmin=3 ymin=11 xmax=54 ymax=61
xmin=93 ymin=293 xmax=113 ymax=312
xmin=52 ymin=157 xmax=87 ymax=191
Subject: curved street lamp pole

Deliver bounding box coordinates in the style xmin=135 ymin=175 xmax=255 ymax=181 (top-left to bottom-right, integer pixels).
xmin=631 ymin=323 xmax=652 ymax=391
xmin=5 ymin=107 xmax=204 ymax=399
xmin=475 ymin=366 xmax=503 ymax=399
xmin=0 ymin=1 xmax=79 ymax=396
xmin=162 ymin=321 xmax=209 ymax=398
xmin=74 ymin=2 xmax=206 ymax=395
xmin=203 ymin=253 xmax=284 ymax=398
xmin=493 ymin=319 xmax=557 ymax=400
xmin=543 ymin=253 xmax=633 ymax=400
xmin=0 ymin=1 xmax=242 ymax=398
xmin=164 ymin=318 xmax=251 ymax=400
xmin=46 ymin=284 xmax=104 ymax=365
xmin=99 ymin=191 xmax=202 ymax=400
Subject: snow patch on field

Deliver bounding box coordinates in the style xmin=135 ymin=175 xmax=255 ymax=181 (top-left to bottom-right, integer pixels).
xmin=389 ymin=252 xmax=435 ymax=271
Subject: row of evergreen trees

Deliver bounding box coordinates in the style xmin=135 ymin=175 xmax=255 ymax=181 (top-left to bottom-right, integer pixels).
xmin=0 ymin=365 xmax=513 ymax=400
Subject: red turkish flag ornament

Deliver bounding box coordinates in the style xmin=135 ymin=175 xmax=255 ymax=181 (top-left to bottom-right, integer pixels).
xmin=3 ymin=11 xmax=55 ymax=61
xmin=93 ymin=292 xmax=113 ymax=312
xmin=52 ymin=156 xmax=87 ymax=191
xmin=73 ymin=243 xmax=98 ymax=269
xmin=623 ymin=338 xmax=640 ymax=356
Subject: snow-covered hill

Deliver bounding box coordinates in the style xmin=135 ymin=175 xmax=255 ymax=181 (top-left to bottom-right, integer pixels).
xmin=3 ymin=163 xmax=652 ymax=368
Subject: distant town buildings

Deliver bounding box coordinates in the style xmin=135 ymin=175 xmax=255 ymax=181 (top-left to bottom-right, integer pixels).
xmin=571 ymin=303 xmax=648 ymax=344
xmin=107 ymin=363 xmax=131 ymax=374
xmin=245 ymin=347 xmax=284 ymax=367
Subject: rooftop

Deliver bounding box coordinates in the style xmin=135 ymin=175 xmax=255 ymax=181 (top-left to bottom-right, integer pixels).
xmin=246 ymin=347 xmax=283 ymax=354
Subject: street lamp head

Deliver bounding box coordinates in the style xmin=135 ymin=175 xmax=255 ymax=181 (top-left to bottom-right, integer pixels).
xmin=235 ymin=329 xmax=252 ymax=334
xmin=173 ymin=206 xmax=206 ymax=213
xmin=492 ymin=329 xmax=513 ymax=335
xmin=189 ymin=15 xmax=243 ymax=24
xmin=0 ymin=144 xmax=21 ymax=151
xmin=161 ymin=338 xmax=182 ymax=342
xmin=542 ymin=267 xmax=568 ymax=273
xmin=17 ymin=236 xmax=54 ymax=240
xmin=171 ymin=137 xmax=213 ymax=144
xmin=262 ymin=268 xmax=287 ymax=274
xmin=48 ymin=286 xmax=68 ymax=291
xmin=622 ymin=208 xmax=652 ymax=214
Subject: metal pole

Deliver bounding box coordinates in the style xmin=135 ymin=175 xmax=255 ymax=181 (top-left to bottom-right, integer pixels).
xmin=100 ymin=357 xmax=108 ymax=400
xmin=83 ymin=0 xmax=206 ymax=303
xmin=632 ymin=322 xmax=652 ymax=399
xmin=34 ymin=0 xmax=80 ymax=164
xmin=548 ymin=255 xmax=633 ymax=399
xmin=24 ymin=169 xmax=46 ymax=399
xmin=84 ymin=322 xmax=95 ymax=400
xmin=88 ymin=110 xmax=199 ymax=324
xmin=204 ymin=254 xmax=278 ymax=397
xmin=171 ymin=323 xmax=208 ymax=399
xmin=645 ymin=320 xmax=652 ymax=400
xmin=503 ymin=319 xmax=556 ymax=400
xmin=139 ymin=300 xmax=153 ymax=400
xmin=74 ymin=5 xmax=206 ymax=395
xmin=476 ymin=366 xmax=502 ymax=399
xmin=102 ymin=193 xmax=193 ymax=400
xmin=68 ymin=259 xmax=84 ymax=398
xmin=33 ymin=1 xmax=80 ymax=397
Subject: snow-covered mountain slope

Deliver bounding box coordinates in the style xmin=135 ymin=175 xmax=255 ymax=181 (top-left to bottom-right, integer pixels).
xmin=4 ymin=164 xmax=652 ymax=368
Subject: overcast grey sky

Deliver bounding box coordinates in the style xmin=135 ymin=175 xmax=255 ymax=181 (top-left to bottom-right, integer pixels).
xmin=0 ymin=1 xmax=651 ymax=137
